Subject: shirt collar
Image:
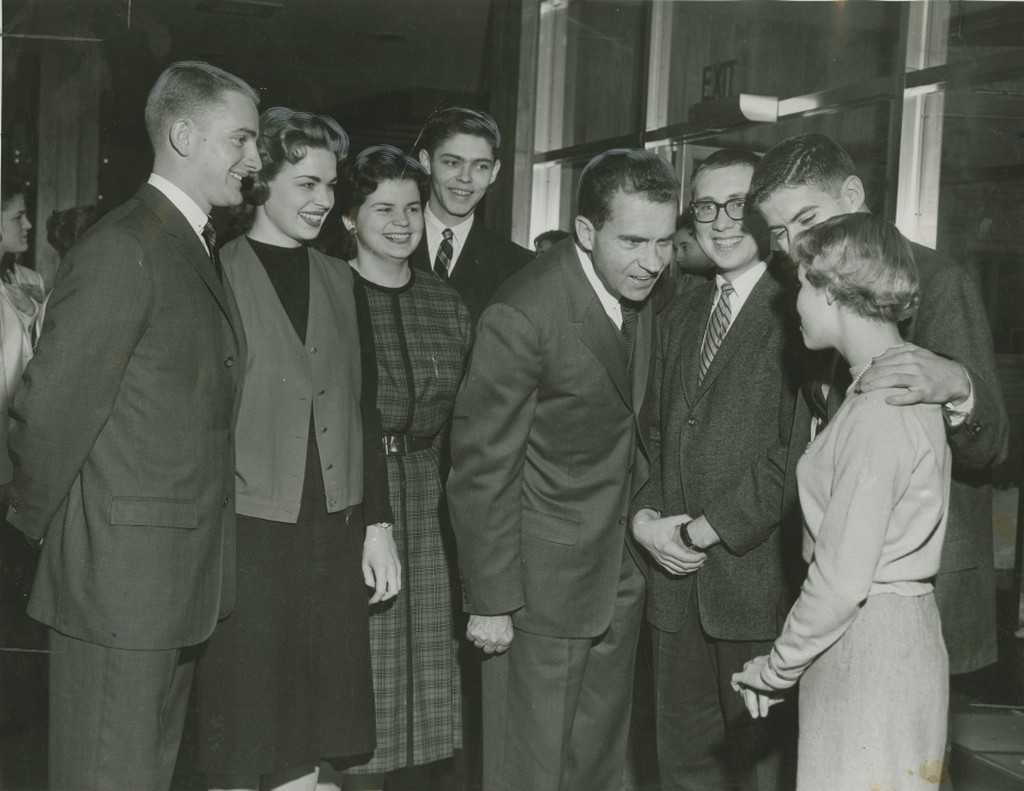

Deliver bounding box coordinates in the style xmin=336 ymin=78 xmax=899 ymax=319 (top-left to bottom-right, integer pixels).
xmin=147 ymin=173 xmax=210 ymax=243
xmin=715 ymin=259 xmax=767 ymax=304
xmin=425 ymin=202 xmax=474 ymax=247
xmin=574 ymin=243 xmax=623 ymax=328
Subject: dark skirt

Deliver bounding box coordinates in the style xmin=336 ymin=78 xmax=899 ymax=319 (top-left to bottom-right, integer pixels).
xmin=195 ymin=436 xmax=374 ymax=783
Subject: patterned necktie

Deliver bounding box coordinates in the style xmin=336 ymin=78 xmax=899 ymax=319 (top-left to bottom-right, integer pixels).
xmin=201 ymin=221 xmax=223 ymax=283
xmin=434 ymin=227 xmax=454 ymax=281
xmin=698 ymin=281 xmax=735 ymax=384
xmin=620 ymin=299 xmax=639 ymax=368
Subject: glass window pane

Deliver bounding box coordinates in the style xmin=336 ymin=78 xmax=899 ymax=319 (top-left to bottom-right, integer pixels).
xmin=678 ymin=102 xmax=893 ymax=216
xmin=665 ymin=3 xmax=902 ymax=127
xmin=933 ymin=79 xmax=1024 ymax=355
xmin=535 ymin=0 xmax=648 ymax=152
xmin=945 ymin=2 xmax=1024 ymax=68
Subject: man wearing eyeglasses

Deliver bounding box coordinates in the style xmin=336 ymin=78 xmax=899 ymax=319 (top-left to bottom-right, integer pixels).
xmin=632 ymin=148 xmax=798 ymax=791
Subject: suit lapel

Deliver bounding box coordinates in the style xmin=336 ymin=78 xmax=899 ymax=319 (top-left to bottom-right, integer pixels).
xmin=695 ymin=270 xmax=774 ymax=398
xmin=673 ymin=283 xmax=715 ymax=408
xmin=137 ymin=186 xmax=242 ymax=350
xmin=563 ymin=248 xmax=631 ymax=407
xmin=449 ymin=221 xmax=482 ymax=292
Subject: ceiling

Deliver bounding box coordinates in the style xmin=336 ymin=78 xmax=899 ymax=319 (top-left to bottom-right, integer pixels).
xmin=3 ymin=0 xmax=494 ymax=121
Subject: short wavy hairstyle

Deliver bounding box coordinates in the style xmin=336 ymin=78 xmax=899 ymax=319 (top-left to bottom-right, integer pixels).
xmin=337 ymin=144 xmax=427 ymax=217
xmin=334 ymin=145 xmax=427 ymax=259
xmin=791 ymin=212 xmax=919 ymax=324
xmin=244 ymin=107 xmax=349 ymax=206
xmin=577 ymin=149 xmax=679 ymax=230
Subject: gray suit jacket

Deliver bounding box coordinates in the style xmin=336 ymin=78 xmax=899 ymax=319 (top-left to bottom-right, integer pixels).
xmin=639 ymin=267 xmax=800 ymax=640
xmin=448 ymin=240 xmax=651 ymax=638
xmin=8 ymin=184 xmax=245 ymax=650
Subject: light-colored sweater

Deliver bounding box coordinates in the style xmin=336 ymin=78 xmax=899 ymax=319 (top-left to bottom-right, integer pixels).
xmin=761 ymin=386 xmax=951 ymax=690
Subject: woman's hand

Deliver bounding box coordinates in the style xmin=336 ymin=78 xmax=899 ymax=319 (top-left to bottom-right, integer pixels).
xmin=362 ymin=523 xmax=401 ymax=604
xmin=730 ymin=654 xmax=785 ymax=720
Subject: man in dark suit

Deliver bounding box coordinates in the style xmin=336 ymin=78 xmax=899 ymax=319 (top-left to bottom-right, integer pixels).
xmin=7 ymin=60 xmax=259 ymax=791
xmin=447 ymin=149 xmax=679 ymax=791
xmin=412 ymin=107 xmax=532 ymax=321
xmin=632 ymin=149 xmax=799 ymax=791
xmin=725 ymin=133 xmax=1008 ymax=677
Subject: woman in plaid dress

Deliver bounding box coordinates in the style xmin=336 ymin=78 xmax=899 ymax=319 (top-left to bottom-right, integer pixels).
xmin=339 ymin=146 xmax=472 ymax=788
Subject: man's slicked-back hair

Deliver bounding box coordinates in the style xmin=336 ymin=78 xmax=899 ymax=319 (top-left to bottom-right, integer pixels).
xmin=691 ymin=147 xmax=761 ymax=188
xmin=748 ymin=133 xmax=857 ymax=208
xmin=245 ymin=107 xmax=349 ymax=206
xmin=416 ymin=107 xmax=501 ymax=159
xmin=144 ymin=60 xmax=259 ymax=148
xmin=577 ymin=149 xmax=679 ymax=230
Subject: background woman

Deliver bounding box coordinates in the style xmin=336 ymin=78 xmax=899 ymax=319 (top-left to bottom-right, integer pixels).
xmin=195 ymin=108 xmax=400 ymax=791
xmin=338 ymin=146 xmax=471 ymax=791
xmin=0 ymin=179 xmax=47 ymax=740
xmin=731 ymin=212 xmax=950 ymax=790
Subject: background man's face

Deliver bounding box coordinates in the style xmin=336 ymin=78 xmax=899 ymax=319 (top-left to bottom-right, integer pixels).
xmin=419 ymin=133 xmax=500 ymax=226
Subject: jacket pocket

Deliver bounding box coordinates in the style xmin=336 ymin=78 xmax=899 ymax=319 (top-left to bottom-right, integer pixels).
xmin=109 ymin=497 xmax=199 ymax=530
xmin=522 ymin=505 xmax=581 ymax=546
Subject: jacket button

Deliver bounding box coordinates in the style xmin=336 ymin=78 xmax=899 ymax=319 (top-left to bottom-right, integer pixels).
xmin=318 ymin=389 xmax=326 ymax=397
xmin=687 ymin=417 xmax=697 ymax=426
xmin=321 ymin=426 xmax=327 ymax=433
xmin=309 ymin=346 xmax=318 ymax=354
xmin=224 ymin=356 xmax=235 ymax=368
xmin=222 ymin=495 xmax=230 ymax=507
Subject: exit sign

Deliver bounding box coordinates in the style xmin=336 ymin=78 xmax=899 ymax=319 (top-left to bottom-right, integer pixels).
xmin=702 ymin=60 xmax=737 ymax=100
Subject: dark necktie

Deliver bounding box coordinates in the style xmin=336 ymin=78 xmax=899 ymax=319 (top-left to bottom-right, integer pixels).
xmin=201 ymin=221 xmax=223 ymax=283
xmin=698 ymin=281 xmax=735 ymax=384
xmin=434 ymin=227 xmax=454 ymax=281
xmin=620 ymin=299 xmax=639 ymax=368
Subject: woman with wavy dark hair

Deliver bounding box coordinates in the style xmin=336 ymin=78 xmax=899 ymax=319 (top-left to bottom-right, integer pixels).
xmin=338 ymin=146 xmax=471 ymax=791
xmin=194 ymin=108 xmax=401 ymax=791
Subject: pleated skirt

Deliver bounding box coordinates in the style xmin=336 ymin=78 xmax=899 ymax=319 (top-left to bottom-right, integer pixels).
xmin=798 ymin=592 xmax=948 ymax=791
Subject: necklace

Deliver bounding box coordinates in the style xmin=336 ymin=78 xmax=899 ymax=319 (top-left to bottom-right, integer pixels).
xmin=848 ymin=359 xmax=873 ymax=394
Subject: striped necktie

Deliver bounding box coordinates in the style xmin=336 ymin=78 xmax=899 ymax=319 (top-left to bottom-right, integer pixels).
xmin=698 ymin=281 xmax=735 ymax=384
xmin=434 ymin=227 xmax=454 ymax=281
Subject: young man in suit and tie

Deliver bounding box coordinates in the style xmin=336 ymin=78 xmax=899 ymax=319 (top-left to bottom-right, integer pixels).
xmin=7 ymin=60 xmax=260 ymax=791
xmin=413 ymin=107 xmax=532 ymax=321
xmin=739 ymin=133 xmax=1008 ymax=676
xmin=448 ymin=149 xmax=678 ymax=791
xmin=632 ymin=148 xmax=799 ymax=791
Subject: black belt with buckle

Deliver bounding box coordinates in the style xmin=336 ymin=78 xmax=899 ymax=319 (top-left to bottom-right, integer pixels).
xmin=382 ymin=432 xmax=434 ymax=456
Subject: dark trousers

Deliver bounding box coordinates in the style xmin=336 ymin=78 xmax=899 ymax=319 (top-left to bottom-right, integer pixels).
xmin=481 ymin=549 xmax=644 ymax=791
xmin=652 ymin=592 xmax=791 ymax=791
xmin=48 ymin=629 xmax=196 ymax=791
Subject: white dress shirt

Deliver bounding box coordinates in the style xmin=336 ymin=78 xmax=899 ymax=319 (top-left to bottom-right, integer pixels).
xmin=424 ymin=203 xmax=474 ymax=276
xmin=575 ymin=243 xmax=623 ymax=329
xmin=147 ymin=173 xmax=212 ymax=252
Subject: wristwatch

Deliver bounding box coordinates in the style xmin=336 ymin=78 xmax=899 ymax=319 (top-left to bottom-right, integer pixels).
xmin=678 ymin=518 xmax=698 ymax=551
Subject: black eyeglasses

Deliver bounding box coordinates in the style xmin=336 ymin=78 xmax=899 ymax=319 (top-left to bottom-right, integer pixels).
xmin=690 ymin=198 xmax=746 ymax=223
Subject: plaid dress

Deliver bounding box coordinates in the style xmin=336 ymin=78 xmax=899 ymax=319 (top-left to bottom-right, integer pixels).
xmin=347 ymin=267 xmax=472 ymax=773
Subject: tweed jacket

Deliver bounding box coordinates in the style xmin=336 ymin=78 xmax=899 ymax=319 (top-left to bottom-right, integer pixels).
xmin=448 ymin=240 xmax=651 ymax=639
xmin=8 ymin=184 xmax=245 ymax=650
xmin=638 ymin=266 xmax=801 ymax=639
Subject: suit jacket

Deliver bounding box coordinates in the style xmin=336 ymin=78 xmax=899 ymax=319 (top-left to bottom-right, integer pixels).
xmin=447 ymin=241 xmax=651 ymax=639
xmin=8 ymin=184 xmax=245 ymax=651
xmin=411 ymin=219 xmax=532 ymax=322
xmin=710 ymin=240 xmax=1009 ymax=673
xmin=638 ymin=267 xmax=800 ymax=640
